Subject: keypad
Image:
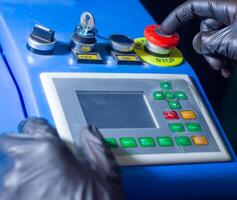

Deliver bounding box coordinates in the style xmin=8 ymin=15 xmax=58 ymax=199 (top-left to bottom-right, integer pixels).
xmin=106 ymin=135 xmax=208 ymax=149
xmin=152 ymin=81 xmax=206 ymax=148
xmin=105 ymin=81 xmax=210 ymax=152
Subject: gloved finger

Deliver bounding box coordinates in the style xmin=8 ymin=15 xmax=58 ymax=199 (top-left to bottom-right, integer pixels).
xmin=202 ymin=55 xmax=222 ymax=70
xmin=221 ymin=60 xmax=235 ymax=78
xmin=192 ymin=26 xmax=235 ymax=76
xmin=193 ymin=28 xmax=235 ymax=77
xmin=221 ymin=68 xmax=233 ymax=78
xmin=199 ymin=18 xmax=225 ymax=70
xmin=0 ymin=117 xmax=58 ymax=157
xmin=79 ymin=125 xmax=120 ymax=176
xmin=0 ymin=134 xmax=89 ymax=200
xmin=18 ymin=117 xmax=58 ymax=136
xmin=200 ymin=18 xmax=224 ymax=32
xmin=192 ymin=25 xmax=234 ymax=58
xmin=79 ymin=125 xmax=123 ymax=200
xmin=0 ymin=134 xmax=37 ymax=156
xmin=201 ymin=55 xmax=235 ymax=79
xmin=161 ymin=0 xmax=237 ymax=35
xmin=18 ymin=117 xmax=48 ymax=131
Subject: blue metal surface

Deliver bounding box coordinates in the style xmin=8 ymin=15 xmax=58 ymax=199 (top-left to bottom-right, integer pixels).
xmin=0 ymin=54 xmax=24 ymax=133
xmin=0 ymin=0 xmax=236 ymax=199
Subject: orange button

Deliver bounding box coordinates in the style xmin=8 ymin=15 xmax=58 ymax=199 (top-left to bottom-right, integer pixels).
xmin=180 ymin=110 xmax=196 ymax=120
xmin=192 ymin=136 xmax=208 ymax=145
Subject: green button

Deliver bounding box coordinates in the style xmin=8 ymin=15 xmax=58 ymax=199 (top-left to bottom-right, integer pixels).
xmin=175 ymin=91 xmax=188 ymax=100
xmin=105 ymin=138 xmax=118 ymax=148
xmin=168 ymin=101 xmax=181 ymax=109
xmin=139 ymin=137 xmax=155 ymax=147
xmin=175 ymin=136 xmax=191 ymax=146
xmin=157 ymin=137 xmax=173 ymax=147
xmin=186 ymin=123 xmax=202 ymax=132
xmin=120 ymin=137 xmax=137 ymax=148
xmin=160 ymin=81 xmax=172 ymax=90
xmin=165 ymin=91 xmax=175 ymax=100
xmin=169 ymin=123 xmax=185 ymax=132
xmin=153 ymin=91 xmax=165 ymax=100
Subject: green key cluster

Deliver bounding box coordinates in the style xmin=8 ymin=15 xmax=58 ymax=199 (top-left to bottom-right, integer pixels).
xmin=105 ymin=136 xmax=195 ymax=149
xmin=153 ymin=91 xmax=188 ymax=101
xmin=154 ymin=81 xmax=188 ymax=112
xmin=168 ymin=123 xmax=202 ymax=133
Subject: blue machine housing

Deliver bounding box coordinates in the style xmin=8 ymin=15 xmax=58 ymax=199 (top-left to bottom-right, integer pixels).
xmin=0 ymin=55 xmax=24 ymax=132
xmin=0 ymin=0 xmax=236 ymax=199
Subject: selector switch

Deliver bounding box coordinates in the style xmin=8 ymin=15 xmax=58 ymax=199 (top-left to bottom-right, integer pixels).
xmin=26 ymin=24 xmax=56 ymax=55
xmin=144 ymin=25 xmax=180 ymax=55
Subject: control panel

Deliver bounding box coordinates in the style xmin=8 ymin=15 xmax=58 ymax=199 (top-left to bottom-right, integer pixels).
xmin=41 ymin=73 xmax=230 ymax=166
xmin=25 ymin=11 xmax=183 ymax=67
xmin=26 ymin=12 xmax=229 ymax=166
xmin=0 ymin=0 xmax=236 ymax=199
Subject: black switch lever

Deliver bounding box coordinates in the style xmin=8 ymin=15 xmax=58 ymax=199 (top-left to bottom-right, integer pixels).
xmin=31 ymin=25 xmax=55 ymax=43
xmin=27 ymin=24 xmax=56 ymax=55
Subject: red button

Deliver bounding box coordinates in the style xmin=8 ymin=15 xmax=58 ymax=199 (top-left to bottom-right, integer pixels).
xmin=144 ymin=25 xmax=180 ymax=49
xmin=163 ymin=111 xmax=179 ymax=120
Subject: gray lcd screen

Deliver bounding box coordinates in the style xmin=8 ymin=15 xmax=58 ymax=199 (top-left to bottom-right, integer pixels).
xmin=77 ymin=91 xmax=156 ymax=129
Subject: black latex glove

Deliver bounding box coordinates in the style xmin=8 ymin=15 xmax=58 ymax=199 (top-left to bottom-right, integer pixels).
xmin=161 ymin=0 xmax=237 ymax=78
xmin=0 ymin=118 xmax=122 ymax=200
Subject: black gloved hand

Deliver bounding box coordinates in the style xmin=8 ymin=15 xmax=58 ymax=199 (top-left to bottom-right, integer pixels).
xmin=0 ymin=117 xmax=122 ymax=200
xmin=161 ymin=0 xmax=237 ymax=78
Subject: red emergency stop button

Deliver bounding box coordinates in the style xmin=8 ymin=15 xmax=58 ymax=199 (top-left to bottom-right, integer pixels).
xmin=144 ymin=25 xmax=180 ymax=49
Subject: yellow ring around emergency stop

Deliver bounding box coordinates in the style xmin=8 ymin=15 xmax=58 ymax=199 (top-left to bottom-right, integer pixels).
xmin=134 ymin=38 xmax=183 ymax=67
